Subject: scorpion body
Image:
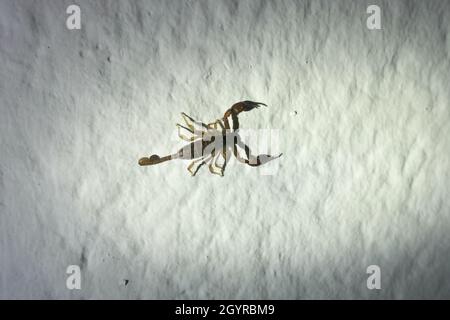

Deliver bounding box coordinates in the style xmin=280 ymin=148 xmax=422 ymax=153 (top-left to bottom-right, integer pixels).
xmin=138 ymin=101 xmax=282 ymax=176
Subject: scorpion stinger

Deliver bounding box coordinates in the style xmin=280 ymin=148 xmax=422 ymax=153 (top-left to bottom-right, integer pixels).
xmin=138 ymin=101 xmax=282 ymax=176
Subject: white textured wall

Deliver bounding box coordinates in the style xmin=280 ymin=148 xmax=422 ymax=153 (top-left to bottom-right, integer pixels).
xmin=1 ymin=0 xmax=450 ymax=299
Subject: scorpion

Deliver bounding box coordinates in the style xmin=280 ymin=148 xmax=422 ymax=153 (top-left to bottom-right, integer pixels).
xmin=138 ymin=101 xmax=282 ymax=176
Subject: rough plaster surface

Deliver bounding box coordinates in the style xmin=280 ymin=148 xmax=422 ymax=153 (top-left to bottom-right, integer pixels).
xmin=1 ymin=0 xmax=450 ymax=299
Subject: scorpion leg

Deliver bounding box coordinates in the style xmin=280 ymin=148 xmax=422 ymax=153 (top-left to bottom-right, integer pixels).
xmin=176 ymin=123 xmax=196 ymax=142
xmin=206 ymin=121 xmax=217 ymax=130
xmin=181 ymin=112 xmax=208 ymax=134
xmin=207 ymin=120 xmax=225 ymax=131
xmin=233 ymin=139 xmax=282 ymax=167
xmin=208 ymin=150 xmax=225 ymax=176
xmin=187 ymin=154 xmax=212 ymax=176
xmin=215 ymin=148 xmax=231 ymax=176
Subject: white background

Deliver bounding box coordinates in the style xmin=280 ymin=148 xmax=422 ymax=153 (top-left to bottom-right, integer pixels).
xmin=1 ymin=0 xmax=449 ymax=298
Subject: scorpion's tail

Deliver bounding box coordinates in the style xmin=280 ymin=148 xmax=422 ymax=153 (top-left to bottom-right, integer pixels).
xmin=138 ymin=154 xmax=177 ymax=166
xmin=244 ymin=101 xmax=267 ymax=107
